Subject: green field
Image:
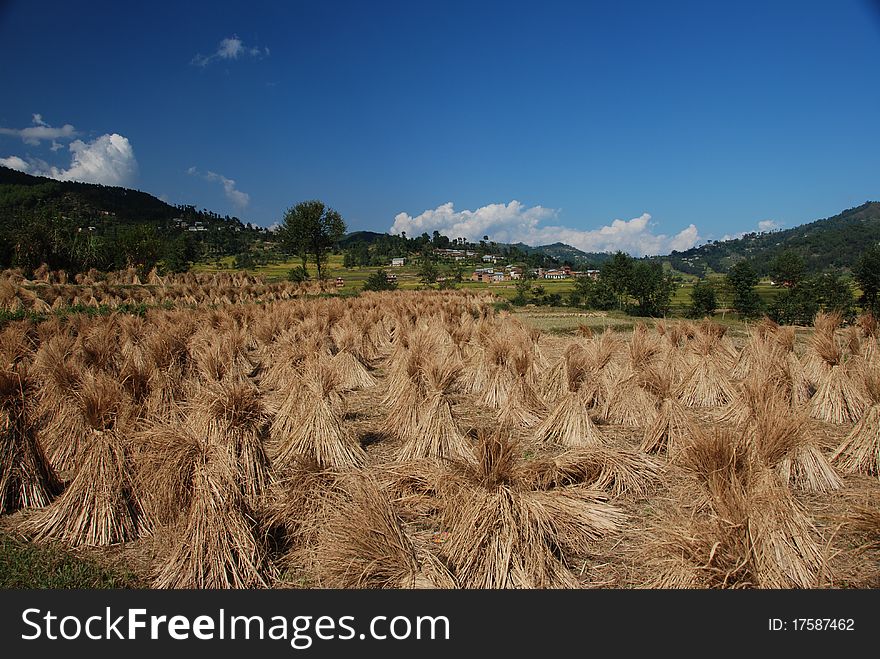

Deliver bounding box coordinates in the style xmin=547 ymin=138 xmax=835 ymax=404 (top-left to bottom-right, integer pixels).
xmin=192 ymin=254 xmax=784 ymax=311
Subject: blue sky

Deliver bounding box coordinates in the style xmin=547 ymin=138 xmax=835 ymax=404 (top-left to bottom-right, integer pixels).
xmin=1 ymin=0 xmax=878 ymax=255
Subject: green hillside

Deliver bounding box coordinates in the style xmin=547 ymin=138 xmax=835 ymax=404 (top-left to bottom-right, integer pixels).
xmin=659 ymin=201 xmax=880 ymax=276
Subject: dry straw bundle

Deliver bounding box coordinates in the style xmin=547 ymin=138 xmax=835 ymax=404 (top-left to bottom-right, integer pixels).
xmin=640 ymin=367 xmax=696 ymax=456
xmin=313 ymin=476 xmax=455 ymax=588
xmin=832 ymin=375 xmax=880 ymax=478
xmin=23 ymin=372 xmax=142 ymax=546
xmin=807 ymin=327 xmax=869 ymax=424
xmin=645 ymin=427 xmax=827 ymax=588
xmin=272 ymin=360 xmax=365 ymax=471
xmin=439 ymin=431 xmax=623 ymax=588
xmin=0 ymin=367 xmax=60 ymax=513
xmin=397 ymin=361 xmax=471 ymax=462
xmin=153 ymin=439 xmax=270 ymax=588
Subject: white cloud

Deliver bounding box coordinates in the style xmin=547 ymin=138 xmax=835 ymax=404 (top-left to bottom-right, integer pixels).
xmin=1 ymin=133 xmax=137 ymax=186
xmin=191 ymin=34 xmax=269 ymax=67
xmin=188 ymin=166 xmax=250 ymax=211
xmin=720 ymin=218 xmax=784 ymax=241
xmin=0 ymin=114 xmax=77 ymax=145
xmin=390 ymin=201 xmax=701 ymax=257
xmin=0 ymin=155 xmax=33 ymax=172
xmin=758 ymin=219 xmax=781 ymax=232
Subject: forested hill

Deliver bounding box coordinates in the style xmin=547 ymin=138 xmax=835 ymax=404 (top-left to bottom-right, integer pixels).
xmin=0 ymin=165 xmax=180 ymax=224
xmin=659 ymin=201 xmax=880 ymax=276
xmin=0 ymin=166 xmax=265 ymax=273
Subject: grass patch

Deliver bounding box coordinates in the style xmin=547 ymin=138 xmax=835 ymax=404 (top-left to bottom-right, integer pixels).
xmin=0 ymin=532 xmax=145 ymax=589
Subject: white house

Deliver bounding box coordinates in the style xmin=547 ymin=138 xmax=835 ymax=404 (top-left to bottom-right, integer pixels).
xmin=390 ymin=257 xmax=406 ymax=267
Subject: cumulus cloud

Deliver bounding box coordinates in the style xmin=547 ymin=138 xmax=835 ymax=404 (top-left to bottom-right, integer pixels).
xmin=1 ymin=133 xmax=138 ymax=186
xmin=0 ymin=155 xmax=33 ymax=172
xmin=191 ymin=34 xmax=269 ymax=67
xmin=187 ymin=166 xmax=250 ymax=210
xmin=758 ymin=219 xmax=781 ymax=232
xmin=721 ymin=218 xmax=784 ymax=241
xmin=0 ymin=114 xmax=77 ymax=145
xmin=390 ymin=201 xmax=701 ymax=257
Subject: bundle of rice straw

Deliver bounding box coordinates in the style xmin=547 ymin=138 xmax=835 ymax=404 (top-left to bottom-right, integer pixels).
xmin=23 ymin=372 xmax=142 ymax=546
xmin=832 ymin=374 xmax=880 ymax=478
xmin=644 ymin=427 xmax=827 ymax=588
xmin=677 ymin=328 xmax=736 ymax=408
xmin=534 ymin=349 xmax=604 ymax=447
xmin=397 ymin=361 xmax=470 ymax=461
xmin=189 ymin=378 xmax=271 ymax=503
xmin=439 ymin=431 xmax=623 ymax=588
xmin=313 ymin=476 xmax=455 ymax=588
xmin=496 ymin=351 xmax=546 ymax=428
xmin=640 ymin=367 xmax=696 ymax=456
xmin=541 ymin=344 xmax=588 ymax=400
xmin=753 ymin=398 xmax=842 ymax=493
xmin=523 ymin=444 xmax=663 ymax=498
xmin=272 ymin=360 xmax=365 ymax=471
xmin=808 ymin=329 xmax=869 ymax=423
xmin=329 ymin=322 xmax=377 ymax=390
xmin=153 ymin=439 xmax=270 ymax=588
xmin=0 ymin=367 xmax=60 ymax=513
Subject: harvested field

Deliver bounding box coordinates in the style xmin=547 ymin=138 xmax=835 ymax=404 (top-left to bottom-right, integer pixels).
xmin=1 ymin=287 xmax=878 ymax=589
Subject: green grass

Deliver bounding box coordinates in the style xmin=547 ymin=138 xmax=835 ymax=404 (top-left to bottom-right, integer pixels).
xmin=0 ymin=302 xmax=170 ymax=330
xmin=0 ymin=532 xmax=145 ymax=588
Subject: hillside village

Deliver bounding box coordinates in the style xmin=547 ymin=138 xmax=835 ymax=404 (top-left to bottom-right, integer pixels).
xmin=386 ymin=248 xmax=600 ymax=283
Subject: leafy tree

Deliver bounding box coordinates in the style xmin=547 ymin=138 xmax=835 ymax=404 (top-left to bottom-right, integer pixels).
xmin=513 ymin=270 xmax=535 ymax=305
xmin=279 ymin=200 xmax=346 ymax=279
xmin=531 ymin=285 xmax=546 ymax=297
xmin=854 ymin=244 xmax=880 ymax=315
xmin=600 ymin=251 xmax=634 ymax=310
xmin=688 ymin=279 xmax=718 ymax=318
xmin=584 ymin=277 xmax=617 ymax=311
xmin=233 ymin=251 xmax=255 ymax=269
xmin=161 ymin=234 xmax=194 ymax=273
xmin=363 ymin=268 xmax=398 ymax=292
xmin=726 ymin=260 xmax=762 ymax=318
xmin=768 ymin=277 xmax=820 ymax=325
xmin=770 ymin=250 xmax=806 ymax=287
xmin=418 ymin=258 xmax=439 ymax=287
xmin=815 ymin=272 xmax=856 ymax=321
xmin=114 ymin=224 xmax=163 ymax=273
xmin=627 ymin=262 xmax=675 ymax=316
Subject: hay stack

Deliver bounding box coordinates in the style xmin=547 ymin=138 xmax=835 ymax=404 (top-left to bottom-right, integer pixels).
xmin=640 ymin=368 xmax=696 ymax=456
xmin=439 ymin=432 xmax=623 ymax=588
xmin=645 ymin=428 xmax=827 ymax=588
xmin=190 ymin=379 xmax=271 ymax=503
xmin=314 ymin=476 xmax=455 ymax=588
xmin=23 ymin=373 xmax=141 ymax=546
xmin=0 ymin=368 xmax=60 ymax=513
xmin=271 ymin=361 xmax=365 ymax=471
xmin=832 ymin=376 xmax=880 ymax=478
xmin=496 ymin=352 xmax=546 ymax=428
xmin=398 ymin=361 xmax=470 ymax=462
xmin=808 ymin=329 xmax=868 ymax=423
xmin=534 ymin=349 xmax=604 ymax=447
xmin=153 ymin=439 xmax=270 ymax=588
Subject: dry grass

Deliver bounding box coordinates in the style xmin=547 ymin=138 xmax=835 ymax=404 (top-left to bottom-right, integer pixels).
xmin=0 ymin=288 xmax=877 ymax=589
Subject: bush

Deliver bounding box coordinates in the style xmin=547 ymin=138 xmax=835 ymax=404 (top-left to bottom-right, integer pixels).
xmin=363 ymin=269 xmax=398 ymax=292
xmin=688 ymin=280 xmax=718 ymax=318
xmin=287 ymin=266 xmax=310 ymax=283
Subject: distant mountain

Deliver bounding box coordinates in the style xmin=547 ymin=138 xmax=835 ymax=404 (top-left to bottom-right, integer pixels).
xmin=338 ymin=230 xmax=386 ymax=247
xmin=657 ymin=201 xmax=880 ymax=276
xmin=530 ymin=242 xmax=613 ymax=266
xmin=0 ymin=166 xmax=262 ymax=273
xmin=0 ymin=166 xmax=179 ymax=224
